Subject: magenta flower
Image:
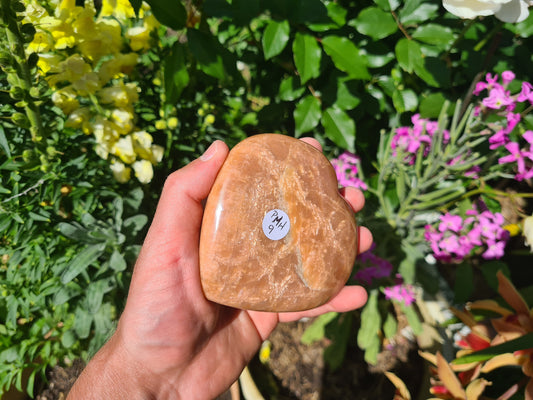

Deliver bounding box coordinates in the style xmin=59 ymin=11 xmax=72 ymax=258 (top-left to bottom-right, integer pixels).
xmin=331 ymin=151 xmax=368 ymax=190
xmin=482 ymin=86 xmax=514 ymax=110
xmin=424 ymin=206 xmax=509 ymax=262
xmin=498 ymin=142 xmax=533 ymax=181
xmin=517 ymin=82 xmax=533 ymax=103
xmin=384 ymin=277 xmax=416 ymax=306
xmin=438 ymin=213 xmax=463 ymax=233
xmin=502 ymin=70 xmax=515 ymax=85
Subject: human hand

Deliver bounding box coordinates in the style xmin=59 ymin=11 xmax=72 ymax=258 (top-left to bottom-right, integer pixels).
xmin=68 ymin=138 xmax=372 ymax=400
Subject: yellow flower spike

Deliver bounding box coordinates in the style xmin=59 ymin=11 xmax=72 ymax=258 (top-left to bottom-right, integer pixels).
xmin=72 ymin=71 xmax=101 ymax=96
xmin=167 ymin=117 xmax=178 ymax=129
xmin=503 ymin=223 xmax=521 ymax=237
xmin=132 ymin=159 xmax=154 ymax=184
xmin=98 ymin=82 xmax=139 ymax=108
xmin=65 ymin=107 xmax=91 ymax=129
xmin=36 ymin=53 xmax=63 ymax=75
xmin=110 ymin=161 xmax=131 ymax=183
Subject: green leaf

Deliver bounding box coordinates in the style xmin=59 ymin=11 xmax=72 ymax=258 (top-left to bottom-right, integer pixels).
xmin=336 ymin=80 xmax=361 ymax=110
xmin=61 ymin=244 xmax=105 ymax=284
xmin=74 ymin=307 xmax=92 ymax=339
xmin=373 ymin=0 xmax=400 ymax=11
xmin=412 ymin=24 xmax=455 ymax=48
xmin=400 ymin=303 xmax=422 ymax=335
xmin=308 ymin=2 xmax=347 ymax=31
xmin=279 ymin=76 xmax=305 ymax=101
xmin=292 ymin=32 xmax=321 ymax=84
xmin=399 ymin=2 xmax=438 ymax=25
xmin=301 ymin=312 xmax=338 ymax=344
xmin=123 ymin=214 xmax=148 ymax=237
xmin=144 ymin=0 xmax=187 ymax=30
xmin=395 ymin=38 xmax=421 ymax=73
xmin=420 ymin=92 xmax=447 ymax=118
xmin=321 ymin=106 xmax=355 ymax=152
xmin=352 ymin=7 xmax=397 ymax=40
xmin=383 ymin=312 xmax=398 ymax=339
xmin=392 ymin=89 xmax=418 ymax=113
xmin=262 ymin=20 xmax=290 ymax=59
xmin=164 ymin=42 xmax=190 ymax=104
xmin=129 ymin=0 xmax=142 ymax=15
xmin=322 ymin=36 xmax=370 ymax=80
xmin=294 ymin=95 xmax=321 ymax=137
xmin=454 ymin=263 xmax=474 ymax=304
xmin=61 ymin=330 xmax=77 ymax=349
xmin=0 ymin=125 xmax=11 ymax=158
xmin=87 ymin=280 xmax=111 ymax=314
xmin=110 ymin=249 xmax=127 ymax=272
xmin=187 ymin=29 xmax=240 ymax=83
xmin=454 ymin=333 xmax=533 ymax=365
xmin=481 ymin=261 xmax=510 ymax=291
xmin=324 ymin=312 xmax=353 ymax=371
xmin=357 ymin=290 xmax=381 ymax=364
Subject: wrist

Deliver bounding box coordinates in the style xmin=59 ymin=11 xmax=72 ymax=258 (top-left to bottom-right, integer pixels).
xmin=68 ymin=331 xmax=154 ymax=400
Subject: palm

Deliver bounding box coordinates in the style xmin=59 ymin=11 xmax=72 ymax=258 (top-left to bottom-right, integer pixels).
xmin=110 ymin=139 xmax=371 ymax=399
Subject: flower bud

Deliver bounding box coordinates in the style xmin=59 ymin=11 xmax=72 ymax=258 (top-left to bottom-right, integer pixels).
xmin=29 ymin=87 xmax=40 ymax=98
xmin=22 ymin=149 xmax=35 ymax=163
xmin=11 ymin=1 xmax=26 ymax=13
xmin=27 ymin=52 xmax=39 ymax=69
xmin=12 ymin=112 xmax=29 ymax=128
xmin=9 ymin=86 xmax=25 ymax=100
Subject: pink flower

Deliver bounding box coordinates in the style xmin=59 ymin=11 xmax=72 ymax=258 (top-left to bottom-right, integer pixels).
xmin=489 ymin=129 xmax=510 ymax=150
xmin=353 ymin=246 xmax=393 ymax=285
xmin=502 ymin=70 xmax=515 ymax=85
xmin=331 ymin=152 xmax=368 ymax=190
xmin=384 ymin=278 xmax=416 ymax=306
xmin=482 ymin=86 xmax=514 ymax=110
xmin=517 ymin=82 xmax=533 ymax=103
xmin=498 ymin=142 xmax=533 ymax=180
xmin=438 ymin=213 xmax=463 ymax=233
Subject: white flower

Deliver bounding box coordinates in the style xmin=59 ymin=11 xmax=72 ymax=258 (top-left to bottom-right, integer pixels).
xmin=443 ymin=0 xmax=532 ymax=22
xmin=524 ymin=216 xmax=533 ymax=250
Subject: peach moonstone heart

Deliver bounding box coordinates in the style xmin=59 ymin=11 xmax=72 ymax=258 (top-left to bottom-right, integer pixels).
xmin=199 ymin=134 xmax=358 ymax=312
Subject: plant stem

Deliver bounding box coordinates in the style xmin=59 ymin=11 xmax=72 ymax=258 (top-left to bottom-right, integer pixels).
xmin=1 ymin=0 xmax=45 ymax=144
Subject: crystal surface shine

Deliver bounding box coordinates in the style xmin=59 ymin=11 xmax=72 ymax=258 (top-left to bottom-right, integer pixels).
xmin=199 ymin=134 xmax=358 ymax=312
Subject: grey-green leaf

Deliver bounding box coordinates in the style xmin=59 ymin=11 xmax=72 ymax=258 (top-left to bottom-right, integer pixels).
xmin=61 ymin=244 xmax=105 ymax=284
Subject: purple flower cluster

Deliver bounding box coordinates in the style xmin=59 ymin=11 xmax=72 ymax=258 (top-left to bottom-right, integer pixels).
xmin=353 ymin=244 xmax=393 ymax=285
xmin=353 ymin=246 xmax=417 ymax=306
xmin=391 ymin=114 xmax=449 ymax=165
xmin=473 ymin=72 xmax=533 ymax=181
xmin=330 ymin=151 xmax=368 ymax=190
xmin=424 ymin=206 xmax=510 ymax=263
xmin=383 ymin=274 xmax=416 ymax=306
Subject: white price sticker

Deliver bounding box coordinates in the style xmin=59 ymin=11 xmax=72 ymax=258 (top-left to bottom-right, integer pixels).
xmin=262 ymin=209 xmax=290 ymax=240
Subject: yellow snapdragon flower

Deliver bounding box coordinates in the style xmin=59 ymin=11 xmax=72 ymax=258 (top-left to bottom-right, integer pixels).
xmin=98 ymin=82 xmax=139 ymax=108
xmin=28 ymin=31 xmax=54 ymax=53
xmin=35 ymin=53 xmax=63 ymax=74
xmin=98 ymin=53 xmax=138 ymax=82
xmin=126 ymin=26 xmax=151 ymax=52
xmin=100 ymin=0 xmax=135 ymax=20
xmin=132 ymin=159 xmax=154 ymax=184
xmin=111 ymin=109 xmax=135 ymax=135
xmin=132 ymin=131 xmax=164 ymax=164
xmin=65 ymin=107 xmax=91 ymax=130
xmin=51 ymin=87 xmax=79 ymax=114
xmin=112 ymin=135 xmax=136 ymax=164
xmin=110 ymin=161 xmax=132 ymax=183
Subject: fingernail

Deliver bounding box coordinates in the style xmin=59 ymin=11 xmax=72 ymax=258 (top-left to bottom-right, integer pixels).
xmin=200 ymin=141 xmax=219 ymax=161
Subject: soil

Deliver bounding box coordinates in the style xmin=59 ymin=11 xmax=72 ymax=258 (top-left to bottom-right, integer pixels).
xmin=31 ymin=319 xmax=425 ymax=400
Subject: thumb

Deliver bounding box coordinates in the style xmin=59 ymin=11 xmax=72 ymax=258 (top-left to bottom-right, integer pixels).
xmin=143 ymin=140 xmax=229 ymax=260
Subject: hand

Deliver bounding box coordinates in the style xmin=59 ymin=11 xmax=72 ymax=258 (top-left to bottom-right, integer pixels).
xmin=68 ymin=139 xmax=372 ymax=400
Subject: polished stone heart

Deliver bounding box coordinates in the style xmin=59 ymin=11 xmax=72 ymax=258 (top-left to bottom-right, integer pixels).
xmin=199 ymin=134 xmax=358 ymax=312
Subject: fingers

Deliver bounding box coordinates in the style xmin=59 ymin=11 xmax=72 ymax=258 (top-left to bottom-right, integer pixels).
xmin=300 ymin=137 xmax=322 ymax=152
xmin=277 ymin=285 xmax=368 ymax=323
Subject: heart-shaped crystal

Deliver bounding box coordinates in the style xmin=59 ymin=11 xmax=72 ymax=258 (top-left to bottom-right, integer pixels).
xmin=199 ymin=134 xmax=358 ymax=312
